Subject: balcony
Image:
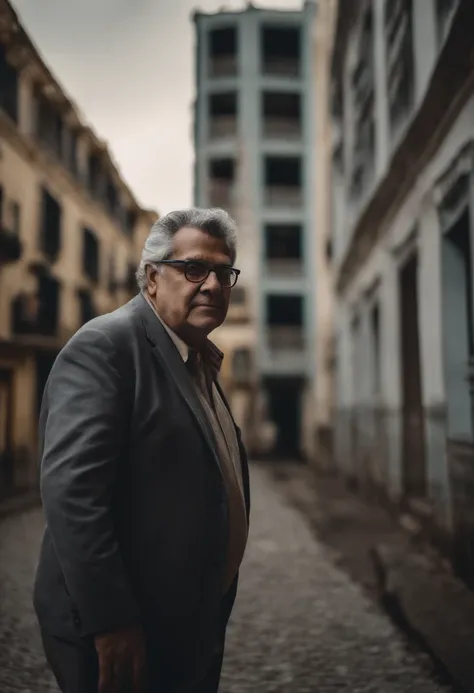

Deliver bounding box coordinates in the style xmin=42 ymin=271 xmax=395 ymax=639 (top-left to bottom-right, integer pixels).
xmin=209 ymin=27 xmax=238 ymax=78
xmin=209 ymin=115 xmax=237 ymax=140
xmin=209 ymin=56 xmax=237 ymax=78
xmin=261 ymin=26 xmax=301 ymax=78
xmin=265 ymin=185 xmax=303 ymax=208
xmin=268 ymin=326 xmax=305 ymax=351
xmin=264 ymin=156 xmax=302 ymax=208
xmin=208 ymin=157 xmax=236 ymax=210
xmin=0 ymin=224 xmax=22 ymax=264
xmin=263 ymin=117 xmax=301 ymax=140
xmin=266 ymin=259 xmax=303 ymax=277
xmin=262 ymin=58 xmax=300 ymax=78
xmin=11 ymin=282 xmax=59 ymax=340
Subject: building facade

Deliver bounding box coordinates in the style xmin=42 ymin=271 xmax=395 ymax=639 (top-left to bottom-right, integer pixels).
xmin=330 ymin=0 xmax=474 ymax=582
xmin=0 ymin=0 xmax=157 ymax=500
xmin=312 ymin=0 xmax=338 ymax=470
xmin=193 ymin=1 xmax=317 ymax=458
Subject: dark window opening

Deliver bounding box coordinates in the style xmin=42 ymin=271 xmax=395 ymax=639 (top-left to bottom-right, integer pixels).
xmin=446 ymin=212 xmax=473 ymax=357
xmin=351 ymin=6 xmax=375 ymax=198
xmin=0 ymin=44 xmax=18 ymax=122
xmin=87 ymin=152 xmax=105 ymax=199
xmin=78 ymin=289 xmax=97 ymax=325
xmin=265 ymin=157 xmax=302 ymax=207
xmin=209 ymin=27 xmax=238 ymax=77
xmin=262 ymin=92 xmax=301 ymax=138
xmin=267 ymin=295 xmax=304 ymax=351
xmin=261 ymin=26 xmax=301 ymax=76
xmin=265 ymin=224 xmax=302 ymax=273
xmin=82 ymin=228 xmax=100 ymax=283
xmin=39 ymin=189 xmax=62 ymax=261
xmin=12 ymin=275 xmax=60 ymax=337
xmin=435 ymin=0 xmax=459 ymax=44
xmin=209 ymin=92 xmax=237 ymax=138
xmin=267 ymin=295 xmax=303 ymax=326
xmin=125 ymin=209 xmax=137 ymax=237
xmin=208 ymin=158 xmax=235 ymax=208
xmin=36 ymin=93 xmax=64 ymax=159
xmin=64 ymin=127 xmax=79 ymax=176
xmin=108 ymin=254 xmax=117 ymax=293
xmin=385 ymin=0 xmax=414 ymax=132
xmin=37 ymin=275 xmax=60 ymax=336
xmin=105 ymin=176 xmax=119 ymax=217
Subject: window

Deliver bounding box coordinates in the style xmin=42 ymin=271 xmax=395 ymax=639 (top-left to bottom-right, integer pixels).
xmin=261 ymin=26 xmax=301 ymax=77
xmin=351 ymin=7 xmax=375 ymax=198
xmin=82 ymin=228 xmax=100 ymax=283
xmin=208 ymin=92 xmax=237 ymax=139
xmin=36 ymin=93 xmax=64 ymax=158
xmin=262 ymin=92 xmax=301 ymax=139
xmin=39 ymin=189 xmax=62 ymax=261
xmin=435 ymin=0 xmax=459 ymax=45
xmin=209 ymin=27 xmax=238 ymax=77
xmin=0 ymin=44 xmax=18 ymax=123
xmin=9 ymin=201 xmax=20 ymax=236
xmin=385 ymin=0 xmax=414 ymax=133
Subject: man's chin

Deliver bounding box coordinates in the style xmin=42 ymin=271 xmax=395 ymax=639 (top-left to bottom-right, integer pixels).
xmin=189 ymin=315 xmax=224 ymax=334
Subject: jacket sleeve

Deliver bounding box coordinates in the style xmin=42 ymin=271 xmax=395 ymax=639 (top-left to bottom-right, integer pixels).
xmin=40 ymin=327 xmax=140 ymax=636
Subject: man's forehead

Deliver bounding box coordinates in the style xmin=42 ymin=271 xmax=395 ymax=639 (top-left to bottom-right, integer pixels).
xmin=171 ymin=226 xmax=232 ymax=260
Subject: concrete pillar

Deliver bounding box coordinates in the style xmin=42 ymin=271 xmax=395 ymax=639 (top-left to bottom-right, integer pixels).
xmin=373 ymin=0 xmax=390 ymax=177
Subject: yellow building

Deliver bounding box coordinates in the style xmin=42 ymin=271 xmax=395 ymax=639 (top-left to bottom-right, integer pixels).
xmin=0 ymin=0 xmax=157 ymax=499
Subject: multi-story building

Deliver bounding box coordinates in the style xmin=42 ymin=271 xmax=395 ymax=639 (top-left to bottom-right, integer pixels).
xmin=193 ymin=0 xmax=317 ymax=458
xmin=329 ymin=0 xmax=474 ymax=582
xmin=0 ymin=0 xmax=157 ymax=500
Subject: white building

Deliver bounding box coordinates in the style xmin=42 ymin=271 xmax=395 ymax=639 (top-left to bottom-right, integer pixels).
xmin=330 ymin=0 xmax=474 ymax=581
xmin=193 ymin=2 xmax=317 ymax=459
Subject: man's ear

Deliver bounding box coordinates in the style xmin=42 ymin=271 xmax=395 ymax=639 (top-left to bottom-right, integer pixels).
xmin=146 ymin=265 xmax=159 ymax=296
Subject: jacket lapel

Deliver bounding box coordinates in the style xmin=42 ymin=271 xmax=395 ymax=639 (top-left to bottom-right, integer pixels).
xmin=133 ymin=294 xmax=223 ymax=476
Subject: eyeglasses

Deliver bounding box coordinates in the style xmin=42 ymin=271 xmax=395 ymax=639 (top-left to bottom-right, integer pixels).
xmin=157 ymin=260 xmax=240 ymax=288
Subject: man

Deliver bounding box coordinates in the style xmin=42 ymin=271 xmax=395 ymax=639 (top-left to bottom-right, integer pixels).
xmin=33 ymin=208 xmax=250 ymax=693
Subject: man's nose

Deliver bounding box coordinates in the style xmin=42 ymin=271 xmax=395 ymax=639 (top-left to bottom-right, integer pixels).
xmin=200 ymin=270 xmax=222 ymax=292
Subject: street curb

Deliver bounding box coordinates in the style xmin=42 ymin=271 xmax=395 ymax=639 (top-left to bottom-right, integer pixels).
xmin=0 ymin=491 xmax=41 ymax=519
xmin=371 ymin=543 xmax=474 ymax=692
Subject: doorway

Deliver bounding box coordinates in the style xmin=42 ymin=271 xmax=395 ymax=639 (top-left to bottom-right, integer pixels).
xmin=0 ymin=369 xmax=14 ymax=496
xmin=265 ymin=376 xmax=303 ymax=459
xmin=442 ymin=209 xmax=473 ymax=438
xmin=399 ymin=251 xmax=427 ymax=498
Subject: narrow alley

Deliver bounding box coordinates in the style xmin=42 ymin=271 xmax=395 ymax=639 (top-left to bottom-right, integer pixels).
xmin=0 ymin=463 xmax=452 ymax=693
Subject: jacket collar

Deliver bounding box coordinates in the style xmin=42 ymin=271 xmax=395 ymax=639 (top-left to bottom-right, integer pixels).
xmin=139 ymin=291 xmax=224 ymax=377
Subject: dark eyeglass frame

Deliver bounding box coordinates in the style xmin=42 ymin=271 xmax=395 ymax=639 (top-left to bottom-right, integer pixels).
xmin=157 ymin=259 xmax=241 ymax=288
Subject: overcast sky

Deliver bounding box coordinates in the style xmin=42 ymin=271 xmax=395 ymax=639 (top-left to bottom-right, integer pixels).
xmin=11 ymin=0 xmax=302 ymax=215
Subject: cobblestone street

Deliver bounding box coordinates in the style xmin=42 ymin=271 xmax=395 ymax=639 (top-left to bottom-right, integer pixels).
xmin=0 ymin=463 xmax=453 ymax=692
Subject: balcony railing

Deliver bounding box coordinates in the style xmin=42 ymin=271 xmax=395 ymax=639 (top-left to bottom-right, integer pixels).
xmin=209 ymin=116 xmax=237 ymax=139
xmin=265 ymin=185 xmax=303 ymax=207
xmin=267 ymin=326 xmax=305 ymax=351
xmin=263 ymin=117 xmax=301 ymax=139
xmin=266 ymin=258 xmax=303 ymax=277
xmin=0 ymin=225 xmax=22 ymax=264
xmin=209 ymin=56 xmax=237 ymax=78
xmin=262 ymin=58 xmax=299 ymax=77
xmin=208 ymin=182 xmax=234 ymax=209
xmin=11 ymin=293 xmax=58 ymax=338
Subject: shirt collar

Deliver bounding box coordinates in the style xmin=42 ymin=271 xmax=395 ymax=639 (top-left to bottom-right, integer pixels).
xmin=143 ymin=292 xmax=224 ymax=375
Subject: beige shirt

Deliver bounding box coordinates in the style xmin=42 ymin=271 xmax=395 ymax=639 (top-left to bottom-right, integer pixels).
xmin=144 ymin=293 xmax=248 ymax=593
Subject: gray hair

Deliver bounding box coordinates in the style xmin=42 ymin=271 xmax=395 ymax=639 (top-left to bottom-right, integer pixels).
xmin=136 ymin=207 xmax=238 ymax=291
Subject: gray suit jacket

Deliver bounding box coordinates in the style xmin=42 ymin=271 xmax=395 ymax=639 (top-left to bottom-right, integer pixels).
xmin=33 ymin=293 xmax=250 ymax=685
